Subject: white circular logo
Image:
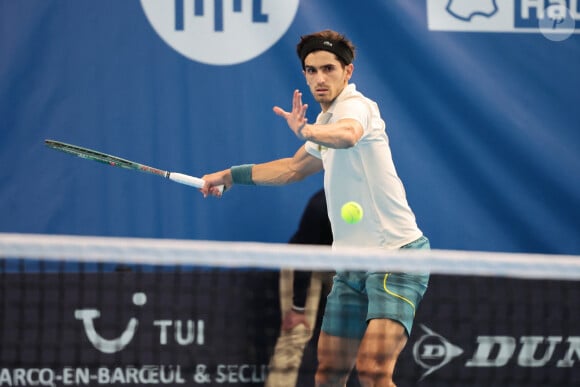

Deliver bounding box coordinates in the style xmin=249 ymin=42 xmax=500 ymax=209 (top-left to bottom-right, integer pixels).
xmin=141 ymin=0 xmax=300 ymax=65
xmin=539 ymin=4 xmax=576 ymax=42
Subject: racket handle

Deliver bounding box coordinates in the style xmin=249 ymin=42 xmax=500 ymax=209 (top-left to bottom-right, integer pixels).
xmin=168 ymin=173 xmax=224 ymax=194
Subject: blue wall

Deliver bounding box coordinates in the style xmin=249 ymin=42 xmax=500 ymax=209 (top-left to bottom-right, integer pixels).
xmin=1 ymin=1 xmax=579 ymax=254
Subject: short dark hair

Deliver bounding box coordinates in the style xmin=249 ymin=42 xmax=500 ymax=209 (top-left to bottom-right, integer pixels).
xmin=296 ymin=30 xmax=356 ymax=69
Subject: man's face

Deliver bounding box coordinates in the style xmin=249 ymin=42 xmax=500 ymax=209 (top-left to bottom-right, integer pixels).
xmin=303 ymin=50 xmax=353 ymax=111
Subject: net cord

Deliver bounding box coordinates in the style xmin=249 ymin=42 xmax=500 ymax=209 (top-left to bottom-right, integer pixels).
xmin=1 ymin=233 xmax=579 ymax=280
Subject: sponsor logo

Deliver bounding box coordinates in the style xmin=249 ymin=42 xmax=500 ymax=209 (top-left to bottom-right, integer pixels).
xmin=413 ymin=325 xmax=464 ymax=380
xmin=140 ymin=0 xmax=300 ymax=65
xmin=446 ymin=0 xmax=499 ymax=21
xmin=0 ymin=291 xmax=265 ymax=386
xmin=413 ymin=324 xmax=580 ymax=379
xmin=427 ymin=0 xmax=578 ymax=39
xmin=74 ymin=292 xmax=146 ymax=354
xmin=75 ymin=292 xmax=204 ymax=354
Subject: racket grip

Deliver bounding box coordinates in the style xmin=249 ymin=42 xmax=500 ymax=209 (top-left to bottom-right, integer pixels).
xmin=169 ymin=173 xmax=224 ymax=194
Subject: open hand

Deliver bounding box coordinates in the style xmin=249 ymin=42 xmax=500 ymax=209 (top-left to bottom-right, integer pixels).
xmin=273 ymin=90 xmax=309 ymax=140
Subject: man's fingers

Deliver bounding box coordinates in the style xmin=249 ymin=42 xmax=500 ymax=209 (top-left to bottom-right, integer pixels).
xmin=293 ymin=90 xmax=303 ymax=112
xmin=272 ymin=106 xmax=288 ymax=117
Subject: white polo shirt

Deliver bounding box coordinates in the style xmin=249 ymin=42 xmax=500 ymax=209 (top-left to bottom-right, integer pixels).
xmin=305 ymin=84 xmax=422 ymax=250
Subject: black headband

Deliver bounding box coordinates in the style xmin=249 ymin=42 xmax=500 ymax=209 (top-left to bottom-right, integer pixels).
xmin=298 ymin=38 xmax=354 ymax=69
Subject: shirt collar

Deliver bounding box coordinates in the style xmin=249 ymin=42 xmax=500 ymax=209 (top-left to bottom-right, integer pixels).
xmin=327 ymin=83 xmax=356 ymax=113
xmin=317 ymin=83 xmax=356 ymax=124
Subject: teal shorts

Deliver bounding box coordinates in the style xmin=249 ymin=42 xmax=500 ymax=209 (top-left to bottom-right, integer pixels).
xmin=321 ymin=236 xmax=430 ymax=338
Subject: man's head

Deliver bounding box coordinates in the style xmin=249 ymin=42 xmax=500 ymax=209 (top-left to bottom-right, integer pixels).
xmin=296 ymin=30 xmax=356 ymax=111
xmin=296 ymin=30 xmax=356 ymax=70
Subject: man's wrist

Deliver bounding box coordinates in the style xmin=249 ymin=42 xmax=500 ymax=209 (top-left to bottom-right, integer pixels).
xmin=297 ymin=124 xmax=310 ymax=141
xmin=291 ymin=305 xmax=306 ymax=314
xmin=230 ymin=164 xmax=255 ymax=185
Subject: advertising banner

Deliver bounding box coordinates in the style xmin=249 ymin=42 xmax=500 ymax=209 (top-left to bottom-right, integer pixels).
xmin=1 ymin=271 xmax=578 ymax=386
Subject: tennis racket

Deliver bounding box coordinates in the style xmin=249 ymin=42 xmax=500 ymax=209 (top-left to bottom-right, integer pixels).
xmin=45 ymin=139 xmax=223 ymax=193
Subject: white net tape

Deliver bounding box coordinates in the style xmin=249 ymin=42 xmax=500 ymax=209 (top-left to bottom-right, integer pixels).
xmin=1 ymin=233 xmax=580 ymax=280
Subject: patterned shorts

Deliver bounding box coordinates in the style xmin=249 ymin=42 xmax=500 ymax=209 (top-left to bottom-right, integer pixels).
xmin=321 ymin=236 xmax=430 ymax=338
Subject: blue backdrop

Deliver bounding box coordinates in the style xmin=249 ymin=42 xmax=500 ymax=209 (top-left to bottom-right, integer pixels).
xmin=1 ymin=1 xmax=579 ymax=254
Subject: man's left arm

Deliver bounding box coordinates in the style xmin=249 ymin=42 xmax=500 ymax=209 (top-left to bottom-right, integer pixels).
xmin=299 ymin=118 xmax=363 ymax=149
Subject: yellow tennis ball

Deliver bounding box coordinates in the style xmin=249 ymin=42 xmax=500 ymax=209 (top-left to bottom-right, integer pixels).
xmin=341 ymin=201 xmax=363 ymax=224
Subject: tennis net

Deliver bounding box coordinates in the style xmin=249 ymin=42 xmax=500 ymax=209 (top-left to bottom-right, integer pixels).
xmin=1 ymin=233 xmax=579 ymax=387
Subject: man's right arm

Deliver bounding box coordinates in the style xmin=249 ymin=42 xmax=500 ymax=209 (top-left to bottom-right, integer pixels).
xmin=251 ymin=145 xmax=322 ymax=185
xmin=200 ymin=145 xmax=322 ymax=197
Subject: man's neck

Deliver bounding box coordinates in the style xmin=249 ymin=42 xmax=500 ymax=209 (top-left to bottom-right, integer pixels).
xmin=320 ymin=83 xmax=349 ymax=112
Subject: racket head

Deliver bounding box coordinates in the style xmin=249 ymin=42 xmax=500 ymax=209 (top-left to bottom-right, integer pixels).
xmin=44 ymin=139 xmax=216 ymax=192
xmin=45 ymin=140 xmax=139 ymax=169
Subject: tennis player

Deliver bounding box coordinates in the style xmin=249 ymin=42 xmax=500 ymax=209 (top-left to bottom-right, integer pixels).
xmin=201 ymin=29 xmax=430 ymax=387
